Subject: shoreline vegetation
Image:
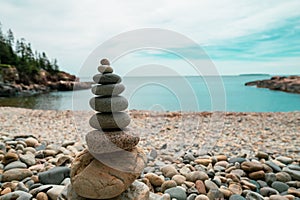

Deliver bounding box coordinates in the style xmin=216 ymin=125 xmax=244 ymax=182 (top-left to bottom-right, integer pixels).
xmin=0 ymin=22 xmax=91 ymax=97
xmin=245 ymin=75 xmax=300 ymax=94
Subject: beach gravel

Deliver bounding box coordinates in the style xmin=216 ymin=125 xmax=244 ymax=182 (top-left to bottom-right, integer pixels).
xmin=0 ymin=107 xmax=299 ymax=199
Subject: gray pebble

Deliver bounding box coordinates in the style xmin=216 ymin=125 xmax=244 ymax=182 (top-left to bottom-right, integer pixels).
xmin=89 ymin=112 xmax=131 ymax=130
xmin=229 ymin=194 xmax=246 ymax=200
xmin=38 ymin=166 xmax=70 ymax=185
xmin=204 ymin=180 xmax=219 ymax=191
xmin=20 ymin=152 xmax=36 ymax=166
xmin=283 ymin=167 xmax=300 ymax=180
xmin=228 ymin=157 xmax=246 ymax=164
xmin=271 ymin=181 xmax=289 ymax=193
xmin=265 ymin=161 xmax=281 ymax=172
xmin=165 ymin=187 xmax=187 ymax=200
xmin=4 ymin=161 xmax=27 ymax=171
xmin=276 ymin=156 xmax=293 ymax=165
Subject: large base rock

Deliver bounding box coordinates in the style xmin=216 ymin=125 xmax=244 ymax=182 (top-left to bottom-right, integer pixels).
xmin=70 ymin=147 xmax=146 ymax=199
xmin=60 ymin=180 xmax=150 ymax=200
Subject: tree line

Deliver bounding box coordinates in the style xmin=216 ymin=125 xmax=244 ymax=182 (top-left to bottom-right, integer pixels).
xmin=0 ymin=22 xmax=59 ymax=75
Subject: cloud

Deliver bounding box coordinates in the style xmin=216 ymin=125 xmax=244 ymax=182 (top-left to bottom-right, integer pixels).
xmin=0 ymin=0 xmax=299 ymax=75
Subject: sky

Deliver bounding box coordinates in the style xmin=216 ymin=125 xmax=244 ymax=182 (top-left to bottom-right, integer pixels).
xmin=0 ymin=0 xmax=300 ymax=76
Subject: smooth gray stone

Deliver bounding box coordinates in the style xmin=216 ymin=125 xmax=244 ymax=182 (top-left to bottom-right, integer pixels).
xmin=89 ymin=96 xmax=128 ymax=112
xmin=93 ymin=73 xmax=121 ymax=84
xmin=283 ymin=167 xmax=300 ymax=180
xmin=230 ymin=194 xmax=246 ymax=200
xmin=276 ymin=156 xmax=293 ymax=165
xmin=228 ymin=157 xmax=246 ymax=164
xmin=20 ymin=152 xmax=36 ymax=166
xmin=265 ymin=161 xmax=281 ymax=172
xmin=98 ymin=65 xmax=113 ymax=73
xmin=288 ymin=164 xmax=300 ymax=171
xmin=204 ymin=180 xmax=219 ymax=190
xmin=164 ymin=187 xmax=187 ymax=200
xmin=89 ymin=112 xmax=131 ymax=130
xmin=4 ymin=161 xmax=27 ymax=171
xmin=91 ymin=84 xmax=125 ymax=96
xmin=38 ymin=166 xmax=70 ymax=185
xmin=271 ymin=181 xmax=289 ymax=193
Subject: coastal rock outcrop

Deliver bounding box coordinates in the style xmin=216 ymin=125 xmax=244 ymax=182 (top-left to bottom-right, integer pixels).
xmin=0 ymin=65 xmax=92 ymax=96
xmin=70 ymin=58 xmax=146 ymax=199
xmin=245 ymin=75 xmax=300 ymax=94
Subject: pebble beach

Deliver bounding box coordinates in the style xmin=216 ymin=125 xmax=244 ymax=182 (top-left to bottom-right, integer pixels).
xmin=0 ymin=107 xmax=299 ymax=199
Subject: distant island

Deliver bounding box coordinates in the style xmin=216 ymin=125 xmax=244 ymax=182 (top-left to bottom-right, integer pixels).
xmin=0 ymin=22 xmax=91 ymax=97
xmin=239 ymin=73 xmax=270 ymax=76
xmin=245 ymin=75 xmax=300 ymax=94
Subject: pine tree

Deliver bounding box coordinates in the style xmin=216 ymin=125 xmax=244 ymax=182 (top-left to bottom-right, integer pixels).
xmin=0 ymin=21 xmax=62 ymax=79
xmin=7 ymin=29 xmax=14 ymax=47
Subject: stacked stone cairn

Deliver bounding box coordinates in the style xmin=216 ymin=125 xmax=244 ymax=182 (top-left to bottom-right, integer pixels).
xmin=70 ymin=59 xmax=146 ymax=199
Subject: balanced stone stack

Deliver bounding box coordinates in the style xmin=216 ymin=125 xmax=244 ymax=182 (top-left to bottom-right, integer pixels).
xmin=70 ymin=59 xmax=146 ymax=199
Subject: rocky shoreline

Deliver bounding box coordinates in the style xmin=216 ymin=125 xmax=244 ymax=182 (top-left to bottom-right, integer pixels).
xmin=0 ymin=81 xmax=92 ymax=97
xmin=245 ymin=76 xmax=300 ymax=94
xmin=0 ymin=108 xmax=299 ymax=199
xmin=0 ymin=66 xmax=92 ymax=97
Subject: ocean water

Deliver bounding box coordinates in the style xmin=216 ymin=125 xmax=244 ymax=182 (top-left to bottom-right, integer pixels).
xmin=0 ymin=75 xmax=299 ymax=112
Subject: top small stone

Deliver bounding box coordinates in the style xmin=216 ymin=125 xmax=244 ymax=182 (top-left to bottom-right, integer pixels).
xmin=100 ymin=58 xmax=110 ymax=65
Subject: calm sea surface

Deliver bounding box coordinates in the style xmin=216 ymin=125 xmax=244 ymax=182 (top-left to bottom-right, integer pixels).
xmin=0 ymin=75 xmax=299 ymax=112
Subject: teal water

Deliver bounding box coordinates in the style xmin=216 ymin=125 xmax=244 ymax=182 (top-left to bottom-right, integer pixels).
xmin=0 ymin=75 xmax=299 ymax=112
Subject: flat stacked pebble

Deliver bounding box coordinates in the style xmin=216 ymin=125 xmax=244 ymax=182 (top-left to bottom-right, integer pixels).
xmin=86 ymin=58 xmax=139 ymax=154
